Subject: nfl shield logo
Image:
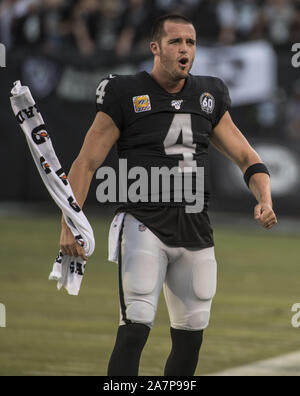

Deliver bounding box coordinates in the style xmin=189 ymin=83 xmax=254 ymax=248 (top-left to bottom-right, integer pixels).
xmin=171 ymin=100 xmax=183 ymax=110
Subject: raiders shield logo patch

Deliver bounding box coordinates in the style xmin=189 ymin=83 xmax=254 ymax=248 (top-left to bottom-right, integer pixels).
xmin=200 ymin=92 xmax=215 ymax=114
xmin=133 ymin=95 xmax=151 ymax=113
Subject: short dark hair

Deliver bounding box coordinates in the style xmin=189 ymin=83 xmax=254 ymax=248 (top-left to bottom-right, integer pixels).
xmin=151 ymin=14 xmax=194 ymax=43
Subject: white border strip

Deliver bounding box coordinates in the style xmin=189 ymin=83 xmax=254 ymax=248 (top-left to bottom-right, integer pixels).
xmin=207 ymin=351 xmax=300 ymax=376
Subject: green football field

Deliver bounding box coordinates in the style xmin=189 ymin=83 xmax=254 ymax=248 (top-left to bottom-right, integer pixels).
xmin=0 ymin=212 xmax=299 ymax=376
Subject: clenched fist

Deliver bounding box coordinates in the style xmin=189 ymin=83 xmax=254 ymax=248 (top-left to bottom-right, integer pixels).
xmin=254 ymin=202 xmax=277 ymax=230
xmin=60 ymin=221 xmax=88 ymax=260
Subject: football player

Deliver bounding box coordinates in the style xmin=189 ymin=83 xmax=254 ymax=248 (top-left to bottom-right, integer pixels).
xmin=60 ymin=14 xmax=277 ymax=376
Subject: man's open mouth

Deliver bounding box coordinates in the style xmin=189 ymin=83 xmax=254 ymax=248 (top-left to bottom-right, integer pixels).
xmin=179 ymin=57 xmax=189 ymax=66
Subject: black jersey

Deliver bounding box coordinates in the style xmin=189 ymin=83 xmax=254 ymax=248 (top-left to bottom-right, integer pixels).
xmin=96 ymin=71 xmax=231 ymax=248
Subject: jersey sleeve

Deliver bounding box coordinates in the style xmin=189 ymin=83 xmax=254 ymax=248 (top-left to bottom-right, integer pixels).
xmin=212 ymin=78 xmax=231 ymax=128
xmin=95 ymin=76 xmax=123 ymax=130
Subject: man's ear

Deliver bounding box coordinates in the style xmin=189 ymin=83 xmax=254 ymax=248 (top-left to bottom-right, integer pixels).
xmin=150 ymin=41 xmax=160 ymax=56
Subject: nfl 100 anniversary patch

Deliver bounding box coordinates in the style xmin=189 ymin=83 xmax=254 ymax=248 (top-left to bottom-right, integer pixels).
xmin=200 ymin=92 xmax=215 ymax=114
xmin=133 ymin=95 xmax=151 ymax=113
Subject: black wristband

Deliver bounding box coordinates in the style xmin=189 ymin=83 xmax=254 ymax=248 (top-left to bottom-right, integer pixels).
xmin=243 ymin=163 xmax=270 ymax=187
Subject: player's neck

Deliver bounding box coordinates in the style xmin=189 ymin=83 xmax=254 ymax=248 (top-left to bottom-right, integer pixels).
xmin=149 ymin=70 xmax=186 ymax=94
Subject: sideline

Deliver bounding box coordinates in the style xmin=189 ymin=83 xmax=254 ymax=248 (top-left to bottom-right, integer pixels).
xmin=207 ymin=351 xmax=300 ymax=376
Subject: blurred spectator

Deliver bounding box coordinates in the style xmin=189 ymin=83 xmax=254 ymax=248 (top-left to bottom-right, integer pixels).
xmin=155 ymin=0 xmax=178 ymax=13
xmin=1 ymin=0 xmax=299 ymax=56
xmin=70 ymin=0 xmax=101 ymax=56
xmin=286 ymin=80 xmax=300 ymax=140
xmin=96 ymin=0 xmax=124 ymax=54
xmin=192 ymin=0 xmax=239 ymax=46
xmin=234 ymin=0 xmax=261 ymax=42
xmin=0 ymin=0 xmax=40 ymax=49
xmin=290 ymin=0 xmax=300 ymax=43
xmin=0 ymin=0 xmax=18 ymax=49
xmin=155 ymin=0 xmax=199 ymax=17
xmin=0 ymin=0 xmax=73 ymax=52
xmin=40 ymin=0 xmax=69 ymax=53
xmin=115 ymin=0 xmax=158 ymax=59
xmin=192 ymin=0 xmax=220 ymax=44
xmin=253 ymin=0 xmax=296 ymax=47
xmin=216 ymin=0 xmax=237 ymax=45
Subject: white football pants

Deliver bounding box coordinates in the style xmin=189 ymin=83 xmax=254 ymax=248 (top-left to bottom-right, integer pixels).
xmin=117 ymin=213 xmax=217 ymax=331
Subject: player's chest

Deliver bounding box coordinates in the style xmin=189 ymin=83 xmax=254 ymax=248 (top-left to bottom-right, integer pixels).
xmin=120 ymin=92 xmax=213 ymax=144
xmin=120 ymin=91 xmax=214 ymax=123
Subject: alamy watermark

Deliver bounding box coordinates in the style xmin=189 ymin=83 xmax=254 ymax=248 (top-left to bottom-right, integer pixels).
xmin=0 ymin=303 xmax=6 ymax=327
xmin=291 ymin=43 xmax=300 ymax=68
xmin=291 ymin=303 xmax=300 ymax=328
xmin=95 ymin=159 xmax=205 ymax=213
xmin=0 ymin=43 xmax=6 ymax=68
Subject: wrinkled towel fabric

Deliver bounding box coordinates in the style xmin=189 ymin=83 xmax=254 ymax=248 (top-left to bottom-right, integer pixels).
xmin=10 ymin=81 xmax=95 ymax=295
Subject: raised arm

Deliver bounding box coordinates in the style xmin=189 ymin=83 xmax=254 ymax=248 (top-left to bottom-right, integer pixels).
xmin=60 ymin=111 xmax=120 ymax=259
xmin=210 ymin=111 xmax=277 ymax=230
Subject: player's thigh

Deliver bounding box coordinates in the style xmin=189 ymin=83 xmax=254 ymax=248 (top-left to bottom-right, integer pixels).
xmin=164 ymin=246 xmax=217 ymax=330
xmin=120 ymin=214 xmax=168 ymax=325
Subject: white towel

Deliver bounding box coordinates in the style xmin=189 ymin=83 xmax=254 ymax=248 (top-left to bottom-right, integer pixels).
xmin=108 ymin=212 xmax=125 ymax=263
xmin=10 ymin=80 xmax=95 ymax=295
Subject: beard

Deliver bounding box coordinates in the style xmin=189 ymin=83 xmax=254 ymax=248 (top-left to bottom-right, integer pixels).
xmin=159 ymin=49 xmax=193 ymax=81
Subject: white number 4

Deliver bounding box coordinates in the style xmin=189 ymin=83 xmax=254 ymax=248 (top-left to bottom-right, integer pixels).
xmin=164 ymin=113 xmax=197 ymax=172
xmin=96 ymin=74 xmax=115 ymax=105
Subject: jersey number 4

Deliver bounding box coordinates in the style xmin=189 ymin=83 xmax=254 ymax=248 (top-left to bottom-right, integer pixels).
xmin=96 ymin=75 xmax=115 ymax=105
xmin=164 ymin=114 xmax=197 ymax=172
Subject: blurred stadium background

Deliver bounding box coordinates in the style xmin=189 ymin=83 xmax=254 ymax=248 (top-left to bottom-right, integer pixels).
xmin=0 ymin=0 xmax=300 ymax=376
